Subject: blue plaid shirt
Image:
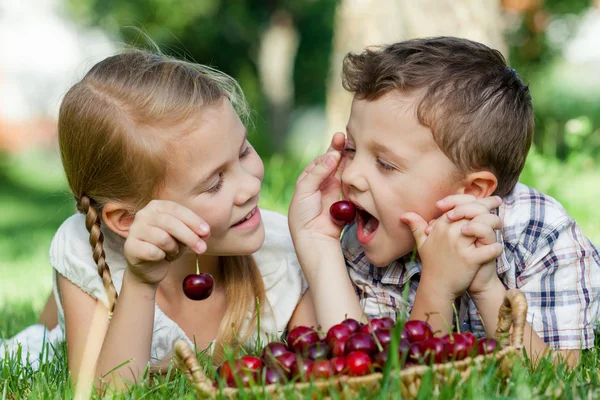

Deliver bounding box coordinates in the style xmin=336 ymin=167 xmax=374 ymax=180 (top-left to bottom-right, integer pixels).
xmin=341 ymin=183 xmax=600 ymax=350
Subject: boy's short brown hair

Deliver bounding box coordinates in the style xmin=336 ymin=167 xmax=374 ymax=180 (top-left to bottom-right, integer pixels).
xmin=341 ymin=36 xmax=534 ymax=197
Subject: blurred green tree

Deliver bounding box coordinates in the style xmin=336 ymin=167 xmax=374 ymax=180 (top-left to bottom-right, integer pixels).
xmin=66 ymin=0 xmax=338 ymax=156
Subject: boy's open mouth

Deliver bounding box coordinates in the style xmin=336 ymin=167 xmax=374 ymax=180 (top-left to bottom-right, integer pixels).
xmin=356 ymin=207 xmax=379 ymax=245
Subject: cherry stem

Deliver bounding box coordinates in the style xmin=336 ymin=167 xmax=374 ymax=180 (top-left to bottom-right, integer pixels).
xmin=196 ymin=255 xmax=200 ymax=275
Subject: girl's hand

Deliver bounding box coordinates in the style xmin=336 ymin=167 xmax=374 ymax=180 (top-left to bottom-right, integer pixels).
xmin=124 ymin=200 xmax=210 ymax=286
xmin=288 ymin=133 xmax=346 ymax=244
xmin=400 ymin=195 xmax=503 ymax=301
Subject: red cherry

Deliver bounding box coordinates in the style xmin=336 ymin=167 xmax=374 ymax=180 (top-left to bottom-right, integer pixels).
xmin=419 ymin=338 xmax=448 ymax=364
xmin=361 ymin=318 xmax=388 ymax=334
xmin=263 ymin=366 xmax=287 ymax=385
xmin=261 ymin=342 xmax=290 ymax=362
xmin=274 ymin=352 xmax=297 ymax=376
xmin=402 ymin=320 xmax=434 ymax=343
xmin=344 ymin=332 xmax=378 ymax=356
xmin=218 ymin=359 xmax=258 ymax=388
xmin=182 ymin=273 xmax=214 ymax=300
xmin=330 ymin=339 xmax=346 ymax=357
xmin=341 ymin=318 xmax=362 ymax=333
xmin=287 ymin=326 xmax=320 ymax=353
xmin=239 ymin=355 xmax=263 ymax=371
xmin=461 ymin=331 xmax=477 ymax=348
xmin=380 ymin=317 xmax=395 ymax=329
xmin=217 ymin=361 xmax=236 ymax=387
xmin=345 ymin=351 xmax=372 ymax=376
xmin=291 ymin=358 xmax=314 ymax=381
xmin=305 ymin=340 xmax=331 ymax=360
xmin=442 ymin=333 xmax=473 ymax=361
xmin=330 ymin=357 xmax=346 ymax=375
xmin=311 ymin=360 xmax=333 ymax=379
xmin=373 ymin=349 xmax=388 ymax=371
xmin=477 ymin=338 xmax=498 ymax=355
xmin=326 ymin=324 xmax=352 ymax=344
xmin=329 ymin=200 xmax=356 ymax=225
xmin=374 ymin=329 xmax=392 ymax=348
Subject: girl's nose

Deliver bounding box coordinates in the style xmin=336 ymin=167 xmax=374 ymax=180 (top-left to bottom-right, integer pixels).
xmin=234 ymin=166 xmax=262 ymax=206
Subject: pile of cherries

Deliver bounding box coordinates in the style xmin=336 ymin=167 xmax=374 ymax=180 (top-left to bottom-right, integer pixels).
xmin=214 ymin=318 xmax=498 ymax=388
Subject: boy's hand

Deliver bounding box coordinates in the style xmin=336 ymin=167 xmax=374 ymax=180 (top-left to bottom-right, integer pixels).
xmin=436 ymin=195 xmax=505 ymax=296
xmin=124 ymin=200 xmax=210 ymax=286
xmin=400 ymin=196 xmax=503 ymax=301
xmin=288 ymin=132 xmax=346 ymax=244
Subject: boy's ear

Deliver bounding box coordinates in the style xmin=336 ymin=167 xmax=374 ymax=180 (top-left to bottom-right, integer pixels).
xmin=460 ymin=171 xmax=498 ymax=199
xmin=101 ymin=203 xmax=135 ymax=239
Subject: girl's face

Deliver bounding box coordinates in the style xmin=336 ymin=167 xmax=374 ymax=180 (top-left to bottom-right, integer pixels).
xmin=158 ymin=98 xmax=265 ymax=256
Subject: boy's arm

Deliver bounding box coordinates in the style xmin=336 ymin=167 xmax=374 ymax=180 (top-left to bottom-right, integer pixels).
xmin=288 ymin=133 xmax=365 ymax=330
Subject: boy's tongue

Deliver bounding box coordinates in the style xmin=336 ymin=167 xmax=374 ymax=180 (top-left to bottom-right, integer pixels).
xmin=358 ymin=209 xmax=379 ymax=243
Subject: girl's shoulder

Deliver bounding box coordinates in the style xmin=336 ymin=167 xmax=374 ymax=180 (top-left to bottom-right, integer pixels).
xmin=254 ymin=209 xmax=297 ymax=270
xmin=50 ymin=213 xmax=127 ymax=307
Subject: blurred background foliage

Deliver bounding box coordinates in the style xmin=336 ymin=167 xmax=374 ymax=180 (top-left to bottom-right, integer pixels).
xmin=0 ymin=0 xmax=599 ymax=320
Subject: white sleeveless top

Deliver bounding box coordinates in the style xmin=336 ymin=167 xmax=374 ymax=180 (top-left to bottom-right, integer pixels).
xmin=50 ymin=209 xmax=307 ymax=364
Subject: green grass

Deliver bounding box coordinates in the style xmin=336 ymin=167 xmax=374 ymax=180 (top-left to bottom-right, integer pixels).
xmin=1 ymin=148 xmax=600 ymax=399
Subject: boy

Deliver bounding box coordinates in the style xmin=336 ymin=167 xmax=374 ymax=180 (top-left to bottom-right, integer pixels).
xmin=289 ymin=37 xmax=599 ymax=367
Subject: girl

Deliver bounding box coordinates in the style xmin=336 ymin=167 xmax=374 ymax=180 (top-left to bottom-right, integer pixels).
xmin=9 ymin=50 xmax=316 ymax=388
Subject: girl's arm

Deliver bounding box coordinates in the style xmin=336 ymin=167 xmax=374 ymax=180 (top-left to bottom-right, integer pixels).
xmin=59 ymin=271 xmax=157 ymax=390
xmin=287 ymin=289 xmax=318 ymax=330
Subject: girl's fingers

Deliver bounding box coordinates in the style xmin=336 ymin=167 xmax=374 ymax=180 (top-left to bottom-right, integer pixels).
xmin=127 ymin=239 xmax=167 ymax=264
xmin=467 ymin=243 xmax=504 ymax=265
xmin=145 ymin=200 xmax=210 ymax=238
xmin=145 ymin=212 xmax=207 ymax=254
xmin=134 ymin=225 xmax=182 ymax=260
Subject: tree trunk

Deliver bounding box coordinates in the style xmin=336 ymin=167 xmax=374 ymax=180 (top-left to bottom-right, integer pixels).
xmin=257 ymin=10 xmax=299 ymax=153
xmin=326 ymin=0 xmax=507 ymax=145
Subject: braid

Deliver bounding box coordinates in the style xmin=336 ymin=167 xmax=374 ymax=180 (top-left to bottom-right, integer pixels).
xmin=80 ymin=195 xmax=118 ymax=314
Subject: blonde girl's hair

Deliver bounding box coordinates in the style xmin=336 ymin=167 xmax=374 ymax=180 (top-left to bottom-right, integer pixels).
xmin=58 ymin=50 xmax=266 ymax=363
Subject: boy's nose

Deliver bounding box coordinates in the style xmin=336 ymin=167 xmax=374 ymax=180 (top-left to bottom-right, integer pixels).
xmin=341 ymin=159 xmax=368 ymax=193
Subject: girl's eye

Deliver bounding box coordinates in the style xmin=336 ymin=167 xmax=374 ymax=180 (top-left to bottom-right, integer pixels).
xmin=376 ymin=158 xmax=395 ymax=172
xmin=343 ymin=147 xmax=356 ymax=155
xmin=240 ymin=144 xmax=252 ymax=158
xmin=206 ymin=172 xmax=224 ymax=194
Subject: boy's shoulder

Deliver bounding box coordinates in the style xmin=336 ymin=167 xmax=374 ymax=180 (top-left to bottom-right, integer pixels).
xmin=500 ymin=183 xmax=572 ymax=238
xmin=499 ymin=182 xmax=589 ymax=259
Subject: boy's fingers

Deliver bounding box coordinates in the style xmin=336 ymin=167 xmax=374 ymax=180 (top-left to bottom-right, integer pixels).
xmin=447 ymin=200 xmax=501 ymax=221
xmin=470 ymin=213 xmax=502 ymax=230
xmin=400 ymin=212 xmax=428 ymax=248
xmin=436 ymin=194 xmax=477 ymax=211
xmin=437 ymin=195 xmax=502 ymax=214
xmin=461 ymin=222 xmax=497 ymax=245
xmin=468 ymin=243 xmax=503 ymax=265
xmin=425 ymin=217 xmax=439 ymax=235
xmin=327 ymin=132 xmax=346 ymax=152
xmin=295 ymin=151 xmax=341 ymax=195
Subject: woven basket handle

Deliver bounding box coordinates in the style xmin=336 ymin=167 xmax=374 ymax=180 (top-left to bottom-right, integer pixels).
xmin=494 ymin=289 xmax=528 ymax=348
xmin=174 ymin=340 xmax=217 ymax=396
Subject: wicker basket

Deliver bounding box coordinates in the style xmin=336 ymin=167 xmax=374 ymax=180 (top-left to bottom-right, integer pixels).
xmin=175 ymin=289 xmax=527 ymax=399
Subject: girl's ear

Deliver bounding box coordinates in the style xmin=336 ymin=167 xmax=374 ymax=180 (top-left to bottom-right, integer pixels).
xmin=460 ymin=171 xmax=498 ymax=199
xmin=102 ymin=203 xmax=135 ymax=239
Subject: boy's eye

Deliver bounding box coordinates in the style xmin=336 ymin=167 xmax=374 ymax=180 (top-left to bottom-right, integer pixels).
xmin=206 ymin=172 xmax=224 ymax=194
xmin=376 ymin=158 xmax=396 ymax=172
xmin=343 ymin=147 xmax=356 ymax=155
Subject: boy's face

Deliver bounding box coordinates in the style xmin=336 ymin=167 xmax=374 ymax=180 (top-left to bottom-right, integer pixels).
xmin=341 ymin=91 xmax=463 ymax=267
